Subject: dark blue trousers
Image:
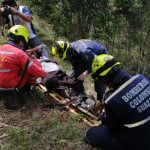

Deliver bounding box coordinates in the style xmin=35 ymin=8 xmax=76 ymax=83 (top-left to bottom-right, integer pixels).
xmin=85 ymin=125 xmax=150 ymax=150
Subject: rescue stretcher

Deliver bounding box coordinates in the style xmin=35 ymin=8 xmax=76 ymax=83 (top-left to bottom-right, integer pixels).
xmin=37 ymin=84 xmax=102 ymax=126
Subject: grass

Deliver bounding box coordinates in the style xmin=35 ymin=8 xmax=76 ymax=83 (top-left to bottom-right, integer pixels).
xmin=0 ymin=103 xmax=90 ymax=150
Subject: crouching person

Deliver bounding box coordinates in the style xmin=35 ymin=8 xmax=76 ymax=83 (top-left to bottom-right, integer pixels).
xmin=85 ymin=54 xmax=150 ymax=150
xmin=0 ymin=25 xmax=46 ymax=110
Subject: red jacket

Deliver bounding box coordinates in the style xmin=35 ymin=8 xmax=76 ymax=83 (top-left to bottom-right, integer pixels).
xmin=0 ymin=44 xmax=46 ymax=89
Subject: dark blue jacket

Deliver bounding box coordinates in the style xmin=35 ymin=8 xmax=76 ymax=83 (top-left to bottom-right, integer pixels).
xmin=69 ymin=40 xmax=108 ymax=77
xmin=103 ymin=74 xmax=150 ymax=129
xmin=103 ymin=74 xmax=150 ymax=149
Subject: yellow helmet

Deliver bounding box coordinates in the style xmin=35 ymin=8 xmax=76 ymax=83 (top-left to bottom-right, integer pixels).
xmin=92 ymin=54 xmax=121 ymax=78
xmin=51 ymin=41 xmax=70 ymax=60
xmin=8 ymin=25 xmax=29 ymax=43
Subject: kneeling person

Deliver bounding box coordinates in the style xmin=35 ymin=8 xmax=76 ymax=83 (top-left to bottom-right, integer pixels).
xmin=0 ymin=25 xmax=46 ymax=110
xmin=85 ymin=54 xmax=150 ymax=150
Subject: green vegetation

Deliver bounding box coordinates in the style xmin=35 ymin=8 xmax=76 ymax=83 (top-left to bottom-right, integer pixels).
xmin=0 ymin=88 xmax=90 ymax=149
xmin=1 ymin=108 xmax=89 ymax=150
xmin=21 ymin=0 xmax=150 ymax=76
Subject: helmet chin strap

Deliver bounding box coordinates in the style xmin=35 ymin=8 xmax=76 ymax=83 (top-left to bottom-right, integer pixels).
xmin=18 ymin=41 xmax=26 ymax=49
xmin=66 ymin=48 xmax=72 ymax=60
xmin=7 ymin=38 xmax=22 ymax=49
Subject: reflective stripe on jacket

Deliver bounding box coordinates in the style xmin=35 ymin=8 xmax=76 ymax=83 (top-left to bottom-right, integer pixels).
xmin=70 ymin=40 xmax=108 ymax=76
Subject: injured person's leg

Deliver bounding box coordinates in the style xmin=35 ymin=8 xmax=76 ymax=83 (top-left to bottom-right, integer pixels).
xmin=80 ymin=96 xmax=96 ymax=111
xmin=71 ymin=95 xmax=96 ymax=112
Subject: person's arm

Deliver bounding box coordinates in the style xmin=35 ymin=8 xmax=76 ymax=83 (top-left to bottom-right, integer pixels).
xmin=77 ymin=70 xmax=90 ymax=81
xmin=26 ymin=44 xmax=49 ymax=58
xmin=77 ymin=49 xmax=95 ymax=81
xmin=26 ymin=47 xmax=39 ymax=56
xmin=11 ymin=6 xmax=32 ymax=22
xmin=101 ymin=104 xmax=123 ymax=131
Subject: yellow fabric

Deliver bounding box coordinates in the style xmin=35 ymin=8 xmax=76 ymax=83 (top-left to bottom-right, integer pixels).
xmin=51 ymin=47 xmax=57 ymax=55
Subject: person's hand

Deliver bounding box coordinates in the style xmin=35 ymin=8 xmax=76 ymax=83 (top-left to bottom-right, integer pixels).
xmin=0 ymin=7 xmax=5 ymax=13
xmin=26 ymin=50 xmax=36 ymax=58
xmin=10 ymin=7 xmax=19 ymax=15
xmin=26 ymin=49 xmax=32 ymax=56
xmin=29 ymin=54 xmax=36 ymax=59
xmin=77 ymin=70 xmax=89 ymax=81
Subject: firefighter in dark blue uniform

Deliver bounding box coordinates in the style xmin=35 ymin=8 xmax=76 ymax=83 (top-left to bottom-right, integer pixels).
xmin=85 ymin=54 xmax=150 ymax=150
xmin=51 ymin=39 xmax=108 ymax=99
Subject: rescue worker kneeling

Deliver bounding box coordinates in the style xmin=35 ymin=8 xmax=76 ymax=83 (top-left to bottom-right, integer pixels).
xmin=0 ymin=25 xmax=46 ymax=110
xmin=85 ymin=54 xmax=150 ymax=150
